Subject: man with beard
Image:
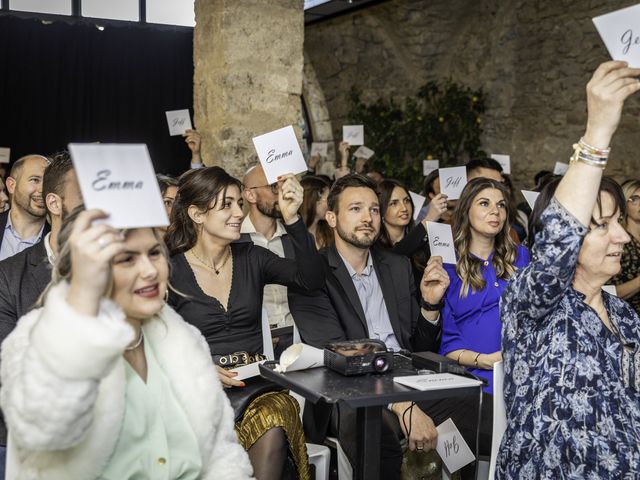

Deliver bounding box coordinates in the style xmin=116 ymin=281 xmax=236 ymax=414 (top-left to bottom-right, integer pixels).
xmin=240 ymin=163 xmax=296 ymax=355
xmin=0 ymin=154 xmax=49 ymax=261
xmin=289 ymin=174 xmax=489 ymax=480
xmin=0 ymin=151 xmax=83 ymax=476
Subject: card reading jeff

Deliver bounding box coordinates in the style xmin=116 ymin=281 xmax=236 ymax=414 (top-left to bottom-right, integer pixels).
xmin=69 ymin=143 xmax=169 ymax=229
xmin=342 ymin=125 xmax=364 ymax=146
xmin=252 ymin=125 xmax=307 ymax=184
xmin=439 ymin=166 xmax=467 ymax=200
xmin=593 ymin=4 xmax=640 ymax=68
xmin=165 ymin=109 xmax=192 ymax=136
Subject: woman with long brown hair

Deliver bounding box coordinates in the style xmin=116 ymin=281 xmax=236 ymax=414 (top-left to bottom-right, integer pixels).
xmin=430 ymin=177 xmax=529 ymax=393
xmin=376 ymin=178 xmax=448 ymax=289
xmin=299 ymin=175 xmax=333 ymax=249
xmin=165 ymin=166 xmax=323 ymax=480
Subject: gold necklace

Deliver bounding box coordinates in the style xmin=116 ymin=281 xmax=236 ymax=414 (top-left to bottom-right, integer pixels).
xmin=190 ymin=247 xmax=231 ymax=275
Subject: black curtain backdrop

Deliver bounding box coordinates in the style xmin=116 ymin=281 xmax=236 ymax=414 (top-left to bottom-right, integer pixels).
xmin=0 ymin=15 xmax=194 ymax=176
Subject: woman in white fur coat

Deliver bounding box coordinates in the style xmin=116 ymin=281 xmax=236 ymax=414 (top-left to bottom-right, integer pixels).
xmin=0 ymin=208 xmax=254 ymax=480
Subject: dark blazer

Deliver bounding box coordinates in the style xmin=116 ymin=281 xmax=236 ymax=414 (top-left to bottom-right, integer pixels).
xmin=289 ymin=244 xmax=439 ymax=352
xmin=0 ymin=239 xmax=51 ymax=445
xmin=235 ymin=231 xmax=295 ymax=259
xmin=289 ymin=243 xmax=441 ymax=443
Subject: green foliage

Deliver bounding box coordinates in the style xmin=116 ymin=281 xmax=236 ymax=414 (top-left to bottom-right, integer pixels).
xmin=348 ymin=80 xmax=487 ymax=191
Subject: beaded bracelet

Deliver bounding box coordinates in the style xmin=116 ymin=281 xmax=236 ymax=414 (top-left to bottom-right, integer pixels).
xmin=570 ymin=138 xmax=609 ymax=170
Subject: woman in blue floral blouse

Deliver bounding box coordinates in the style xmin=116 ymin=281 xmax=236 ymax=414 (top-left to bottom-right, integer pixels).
xmin=497 ymin=61 xmax=640 ymax=478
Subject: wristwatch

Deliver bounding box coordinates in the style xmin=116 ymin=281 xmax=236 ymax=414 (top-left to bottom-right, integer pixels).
xmin=420 ymin=297 xmax=443 ymax=311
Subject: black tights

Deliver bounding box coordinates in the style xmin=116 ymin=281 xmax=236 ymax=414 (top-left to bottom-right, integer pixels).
xmin=247 ymin=427 xmax=288 ymax=480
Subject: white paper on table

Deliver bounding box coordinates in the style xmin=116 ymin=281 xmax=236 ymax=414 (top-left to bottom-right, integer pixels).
xmin=409 ymin=191 xmax=426 ymax=220
xmin=521 ymin=190 xmax=540 ymax=210
xmin=602 ymin=285 xmax=618 ymax=296
xmin=252 ymin=125 xmax=307 ymax=184
xmin=438 ymin=166 xmax=467 ymax=200
xmin=165 ymin=109 xmax=192 ymax=136
xmin=436 ymin=418 xmax=476 ymax=473
xmin=229 ymin=361 xmax=267 ymax=381
xmin=342 ymin=125 xmax=364 ymax=146
xmin=274 ymin=343 xmax=324 ymax=373
xmin=393 ymin=373 xmax=481 ymax=391
xmin=353 ymin=145 xmax=375 ymax=159
xmin=426 ymin=221 xmax=457 ymax=264
xmin=553 ymin=162 xmax=569 ymax=175
xmin=593 ymin=4 xmax=640 ymax=68
xmin=423 ymin=159 xmax=439 ymax=176
xmin=310 ymin=142 xmax=329 ymax=157
xmin=0 ymin=147 xmax=10 ymax=164
xmin=68 ymin=143 xmax=169 ymax=229
xmin=491 ymin=154 xmax=511 ymax=175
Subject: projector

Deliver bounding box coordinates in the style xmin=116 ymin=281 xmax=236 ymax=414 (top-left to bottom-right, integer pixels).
xmin=324 ymin=339 xmax=393 ymax=376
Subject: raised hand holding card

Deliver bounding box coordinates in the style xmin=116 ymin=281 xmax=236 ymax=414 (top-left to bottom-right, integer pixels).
xmin=342 ymin=125 xmax=364 ymax=146
xmin=438 ymin=166 xmax=467 ymax=200
xmin=252 ymin=125 xmax=307 ymax=184
xmin=165 ymin=109 xmax=193 ymax=136
xmin=69 ymin=143 xmax=169 ymax=229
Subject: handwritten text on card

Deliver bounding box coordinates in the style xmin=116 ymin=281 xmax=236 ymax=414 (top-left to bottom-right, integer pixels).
xmin=439 ymin=166 xmax=467 ymax=200
xmin=252 ymin=125 xmax=307 ymax=184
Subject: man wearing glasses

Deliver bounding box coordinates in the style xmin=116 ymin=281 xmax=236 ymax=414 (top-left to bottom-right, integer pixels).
xmin=240 ymin=163 xmax=296 ymax=356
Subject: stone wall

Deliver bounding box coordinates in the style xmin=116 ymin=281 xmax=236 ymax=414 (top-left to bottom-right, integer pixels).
xmin=304 ymin=0 xmax=640 ymax=187
xmin=194 ymin=0 xmax=304 ymax=178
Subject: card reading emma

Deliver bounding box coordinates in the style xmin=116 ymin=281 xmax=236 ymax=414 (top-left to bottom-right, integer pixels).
xmin=69 ymin=143 xmax=169 ymax=229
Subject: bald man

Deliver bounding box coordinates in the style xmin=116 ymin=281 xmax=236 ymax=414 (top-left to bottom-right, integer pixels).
xmin=239 ymin=164 xmax=296 ymax=356
xmin=0 ymin=155 xmax=50 ymax=261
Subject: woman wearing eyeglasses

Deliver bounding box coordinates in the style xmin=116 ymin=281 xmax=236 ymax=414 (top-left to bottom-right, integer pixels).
xmin=612 ymin=179 xmax=640 ymax=314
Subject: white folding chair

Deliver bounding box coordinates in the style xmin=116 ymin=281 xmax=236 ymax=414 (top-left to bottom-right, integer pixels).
xmin=488 ymin=360 xmax=507 ymax=480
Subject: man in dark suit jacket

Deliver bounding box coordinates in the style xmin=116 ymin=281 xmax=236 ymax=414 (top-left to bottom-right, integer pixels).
xmin=290 ymin=174 xmax=488 ymax=480
xmin=0 ymin=155 xmax=50 ymax=261
xmin=0 ymin=152 xmax=82 ymax=465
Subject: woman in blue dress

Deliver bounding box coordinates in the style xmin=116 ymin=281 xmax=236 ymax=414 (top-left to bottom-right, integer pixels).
xmin=438 ymin=177 xmax=529 ymax=394
xmin=497 ymin=61 xmax=640 ymax=478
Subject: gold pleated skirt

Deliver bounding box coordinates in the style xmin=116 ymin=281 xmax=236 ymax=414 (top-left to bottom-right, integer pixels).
xmin=235 ymin=391 xmax=311 ymax=480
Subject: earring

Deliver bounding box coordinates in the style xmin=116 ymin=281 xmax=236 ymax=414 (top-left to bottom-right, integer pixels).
xmin=164 ymin=288 xmax=169 ymax=303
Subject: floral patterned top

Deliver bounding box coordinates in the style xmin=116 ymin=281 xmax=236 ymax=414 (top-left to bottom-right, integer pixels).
xmin=612 ymin=234 xmax=640 ymax=315
xmin=497 ymin=198 xmax=640 ymax=479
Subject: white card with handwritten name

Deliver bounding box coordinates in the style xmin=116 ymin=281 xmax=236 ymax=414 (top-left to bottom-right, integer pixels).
xmin=310 ymin=142 xmax=329 ymax=157
xmin=353 ymin=145 xmax=375 ymax=159
xmin=593 ymin=4 xmax=640 ymax=68
xmin=409 ymin=191 xmax=426 ymax=220
xmin=342 ymin=125 xmax=364 ymax=146
xmin=252 ymin=125 xmax=307 ymax=184
xmin=553 ymin=161 xmax=569 ymax=175
xmin=436 ymin=418 xmax=475 ymax=473
xmin=521 ymin=190 xmax=540 ymax=210
xmin=165 ymin=109 xmax=192 ymax=136
xmin=426 ymin=221 xmax=457 ymax=264
xmin=439 ymin=166 xmax=467 ymax=200
xmin=0 ymin=148 xmax=9 ymax=163
xmin=69 ymin=143 xmax=169 ymax=229
xmin=491 ymin=154 xmax=511 ymax=175
xmin=423 ymin=159 xmax=439 ymax=176
xmin=602 ymin=285 xmax=618 ymax=296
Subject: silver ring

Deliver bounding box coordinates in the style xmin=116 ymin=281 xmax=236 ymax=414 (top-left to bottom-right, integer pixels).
xmin=97 ymin=236 xmax=109 ymax=249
